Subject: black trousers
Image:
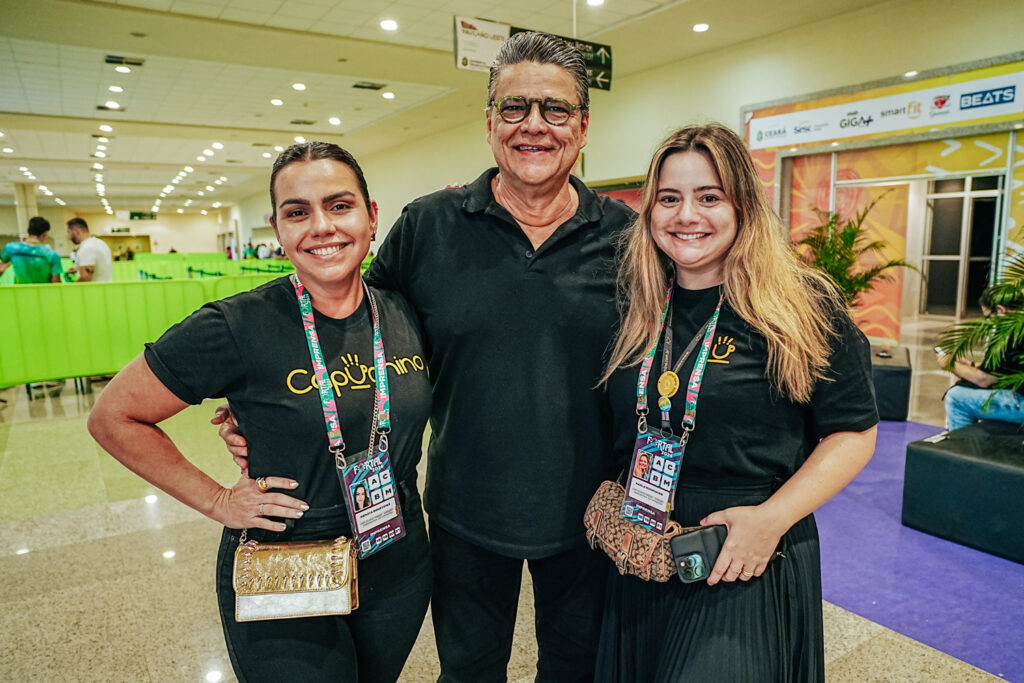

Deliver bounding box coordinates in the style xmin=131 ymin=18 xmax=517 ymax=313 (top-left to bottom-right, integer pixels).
xmin=430 ymin=523 xmax=606 ymax=683
xmin=217 ymin=503 xmax=432 ymax=683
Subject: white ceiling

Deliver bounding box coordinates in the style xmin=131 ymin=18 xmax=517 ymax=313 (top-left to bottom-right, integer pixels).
xmin=0 ymin=0 xmax=889 ymax=216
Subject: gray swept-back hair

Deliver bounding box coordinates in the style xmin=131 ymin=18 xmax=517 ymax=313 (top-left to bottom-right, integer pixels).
xmin=487 ymin=31 xmax=590 ymax=113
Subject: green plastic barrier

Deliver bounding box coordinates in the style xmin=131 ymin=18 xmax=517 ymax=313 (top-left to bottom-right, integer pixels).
xmin=0 ymin=274 xmax=291 ymax=386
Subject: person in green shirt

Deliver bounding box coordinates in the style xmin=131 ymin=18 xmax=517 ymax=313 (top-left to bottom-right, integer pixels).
xmin=0 ymin=216 xmax=63 ymax=284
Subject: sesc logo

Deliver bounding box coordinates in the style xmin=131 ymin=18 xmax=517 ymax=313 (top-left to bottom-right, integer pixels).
xmin=839 ymin=111 xmax=874 ymax=129
xmin=793 ymin=121 xmax=813 ymax=134
xmin=960 ymin=86 xmax=1016 ymax=110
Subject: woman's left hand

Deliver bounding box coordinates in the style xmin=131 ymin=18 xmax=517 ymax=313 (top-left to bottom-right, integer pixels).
xmin=700 ymin=505 xmax=788 ymax=585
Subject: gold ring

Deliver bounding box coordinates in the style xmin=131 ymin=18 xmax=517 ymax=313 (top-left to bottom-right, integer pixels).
xmin=256 ymin=477 xmax=269 ymax=491
xmin=742 ymin=571 xmax=754 ymax=577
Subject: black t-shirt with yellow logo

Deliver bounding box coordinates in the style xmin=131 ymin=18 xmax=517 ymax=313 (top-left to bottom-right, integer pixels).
xmin=608 ymin=284 xmax=879 ymax=502
xmin=144 ymin=277 xmax=431 ymax=519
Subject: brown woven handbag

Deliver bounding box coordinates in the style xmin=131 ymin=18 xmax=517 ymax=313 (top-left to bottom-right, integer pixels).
xmin=584 ymin=479 xmax=702 ymax=582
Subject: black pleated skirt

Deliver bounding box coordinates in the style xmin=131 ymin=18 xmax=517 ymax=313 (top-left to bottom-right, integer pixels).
xmin=595 ymin=483 xmax=825 ymax=683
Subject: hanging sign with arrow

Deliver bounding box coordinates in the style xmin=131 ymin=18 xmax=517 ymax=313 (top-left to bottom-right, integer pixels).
xmin=454 ymin=16 xmax=613 ymax=91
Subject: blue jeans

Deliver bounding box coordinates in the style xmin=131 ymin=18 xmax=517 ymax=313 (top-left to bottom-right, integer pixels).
xmin=944 ymin=385 xmax=1024 ymax=430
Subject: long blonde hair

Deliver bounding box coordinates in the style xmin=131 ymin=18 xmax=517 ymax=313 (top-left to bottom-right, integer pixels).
xmin=601 ymin=124 xmax=842 ymax=403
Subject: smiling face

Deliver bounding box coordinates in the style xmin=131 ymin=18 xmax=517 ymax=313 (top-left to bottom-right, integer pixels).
xmin=486 ymin=61 xmax=588 ymax=194
xmin=270 ymin=158 xmax=376 ymax=297
xmin=650 ymin=150 xmax=738 ymax=289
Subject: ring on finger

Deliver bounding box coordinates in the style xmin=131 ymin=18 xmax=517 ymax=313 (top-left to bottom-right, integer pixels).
xmin=258 ymin=503 xmax=266 ymax=515
xmin=256 ymin=477 xmax=269 ymax=491
xmin=742 ymin=570 xmax=754 ymax=577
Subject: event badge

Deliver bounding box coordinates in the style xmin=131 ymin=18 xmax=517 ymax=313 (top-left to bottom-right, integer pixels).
xmin=621 ymin=426 xmax=683 ymax=535
xmin=340 ymin=444 xmax=405 ymax=560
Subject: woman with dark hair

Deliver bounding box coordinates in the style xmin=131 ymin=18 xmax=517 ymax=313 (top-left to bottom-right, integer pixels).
xmin=595 ymin=123 xmax=878 ymax=681
xmin=88 ymin=142 xmax=432 ymax=683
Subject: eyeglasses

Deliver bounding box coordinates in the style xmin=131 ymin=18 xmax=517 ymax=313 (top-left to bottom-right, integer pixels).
xmin=488 ymin=96 xmax=583 ymax=126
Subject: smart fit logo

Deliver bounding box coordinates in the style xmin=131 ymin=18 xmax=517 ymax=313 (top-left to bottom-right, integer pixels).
xmin=286 ymin=352 xmax=426 ymax=395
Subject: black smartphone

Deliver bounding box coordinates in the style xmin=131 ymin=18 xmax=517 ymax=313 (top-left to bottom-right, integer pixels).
xmin=670 ymin=525 xmax=727 ymax=583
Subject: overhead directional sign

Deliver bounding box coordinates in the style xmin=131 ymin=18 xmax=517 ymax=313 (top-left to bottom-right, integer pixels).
xmin=510 ymin=29 xmax=612 ymax=91
xmin=454 ymin=16 xmax=613 ymax=91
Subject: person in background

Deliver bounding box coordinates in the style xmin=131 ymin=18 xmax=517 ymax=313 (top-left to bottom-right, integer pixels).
xmin=939 ymin=287 xmax=1024 ymax=430
xmin=66 ymin=217 xmax=113 ymax=282
xmin=218 ymin=30 xmax=634 ymax=683
xmin=596 ymin=123 xmax=878 ymax=681
xmin=89 ymin=142 xmax=433 ymax=683
xmin=0 ymin=216 xmax=63 ymax=283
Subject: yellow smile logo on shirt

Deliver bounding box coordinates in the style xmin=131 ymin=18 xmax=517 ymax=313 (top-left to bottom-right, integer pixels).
xmin=709 ymin=336 xmax=736 ymax=364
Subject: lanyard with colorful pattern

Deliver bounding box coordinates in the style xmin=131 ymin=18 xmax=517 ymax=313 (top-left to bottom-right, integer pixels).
xmin=635 ymin=282 xmax=723 ymax=439
xmin=290 ymin=274 xmax=391 ymax=466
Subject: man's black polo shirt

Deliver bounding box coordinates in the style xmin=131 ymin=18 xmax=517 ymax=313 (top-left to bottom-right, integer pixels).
xmin=366 ymin=168 xmax=635 ymax=558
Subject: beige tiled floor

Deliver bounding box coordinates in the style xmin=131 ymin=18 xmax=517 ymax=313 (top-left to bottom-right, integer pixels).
xmin=0 ymin=317 xmax=1005 ymax=682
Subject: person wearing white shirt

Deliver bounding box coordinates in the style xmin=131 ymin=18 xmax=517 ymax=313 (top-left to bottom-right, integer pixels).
xmin=66 ymin=218 xmax=113 ymax=282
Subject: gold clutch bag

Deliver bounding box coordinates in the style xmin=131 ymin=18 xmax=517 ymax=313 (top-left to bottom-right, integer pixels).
xmin=232 ymin=535 xmax=359 ymax=622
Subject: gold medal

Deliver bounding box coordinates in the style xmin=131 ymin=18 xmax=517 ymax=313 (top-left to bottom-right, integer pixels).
xmin=657 ymin=370 xmax=680 ymax=398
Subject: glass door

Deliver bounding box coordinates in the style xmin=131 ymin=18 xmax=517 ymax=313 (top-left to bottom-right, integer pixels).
xmin=920 ymin=175 xmax=1003 ymax=318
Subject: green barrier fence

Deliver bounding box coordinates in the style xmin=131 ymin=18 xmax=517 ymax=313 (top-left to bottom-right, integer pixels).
xmin=0 ymin=274 xmax=286 ymax=386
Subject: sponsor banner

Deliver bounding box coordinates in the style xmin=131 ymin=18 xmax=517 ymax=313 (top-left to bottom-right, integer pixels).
xmin=454 ymin=16 xmax=512 ymax=73
xmin=749 ymin=69 xmax=1024 ymax=150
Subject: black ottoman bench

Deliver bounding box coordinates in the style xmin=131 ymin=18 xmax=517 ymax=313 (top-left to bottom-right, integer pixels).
xmin=902 ymin=419 xmax=1024 ymax=564
xmin=871 ymin=345 xmax=911 ymax=421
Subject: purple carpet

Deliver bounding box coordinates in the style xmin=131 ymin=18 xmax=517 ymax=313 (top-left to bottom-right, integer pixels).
xmin=816 ymin=420 xmax=1024 ymax=681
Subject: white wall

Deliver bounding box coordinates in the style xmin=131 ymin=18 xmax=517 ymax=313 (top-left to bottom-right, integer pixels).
xmin=230 ymin=0 xmax=1024 ymax=245
xmin=70 ymin=211 xmax=226 ymax=254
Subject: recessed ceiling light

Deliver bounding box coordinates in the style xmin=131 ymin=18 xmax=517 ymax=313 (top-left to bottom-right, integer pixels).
xmin=198 ymin=191 xmax=205 ymax=196
xmin=205 ymin=672 xmax=223 ymax=683
xmin=212 ymin=202 xmax=222 ymax=208
xmin=294 ymin=136 xmax=306 ymax=143
xmin=2 ymin=148 xmax=13 ymax=153
xmin=203 ymin=149 xmax=214 ymax=156
xmin=99 ymin=124 xmax=113 ymax=132
xmin=94 ymin=151 xmax=107 ymax=157
xmin=185 ymin=200 xmax=192 ymax=206
xmin=831 ymin=141 xmax=840 ymax=146
xmin=159 ymin=193 xmax=166 ymax=197
xmin=115 ymin=65 xmax=131 ymax=73
xmin=177 ymin=208 xmax=184 ymax=213
xmin=271 ymin=98 xmax=284 ymax=106
xmin=292 ymin=83 xmax=306 ymax=91
xmin=55 ymin=198 xmax=65 ymax=206
xmin=196 ymin=156 xmax=205 ymax=161
xmin=18 ymin=166 xmax=27 ymax=171
xmin=184 ymin=166 xmax=193 ymax=172
xmin=0 ymin=131 xmax=4 ymax=137
xmin=587 ymin=0 xmax=603 ymax=5
xmin=693 ymin=23 xmax=709 ymax=32
xmin=219 ymin=176 xmax=227 ymax=181
xmin=201 ymin=209 xmax=208 ymax=215
xmin=27 ymin=175 xmax=35 ymax=180
xmin=109 ymin=85 xmax=123 ymax=93
xmin=98 ymin=136 xmax=108 ymax=143
xmin=96 ymin=144 xmax=107 ymax=151
xmin=93 ymin=163 xmax=104 ymax=169
xmin=205 ymin=185 xmax=214 ymax=191
xmin=274 ymin=146 xmax=284 ymax=152
xmin=105 ymin=100 xmax=121 ymax=109
xmin=172 ymin=177 xmax=181 ymax=183
xmin=380 ymin=19 xmax=398 ymax=31
xmin=328 ymin=116 xmax=342 ymax=126
xmin=212 ymin=142 xmax=224 ymax=149
xmin=904 ymin=70 xmax=919 ymax=78
xmin=262 ymin=152 xmax=272 ymax=158
xmin=214 ymin=179 xmax=223 ymax=184
xmin=382 ymin=92 xmax=395 ymax=100
xmin=152 ymin=206 xmax=160 ymax=212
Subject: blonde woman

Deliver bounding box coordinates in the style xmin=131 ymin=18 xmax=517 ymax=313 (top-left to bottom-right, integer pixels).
xmin=595 ymin=124 xmax=878 ymax=682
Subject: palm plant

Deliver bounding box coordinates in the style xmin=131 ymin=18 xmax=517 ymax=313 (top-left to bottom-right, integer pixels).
xmin=795 ymin=193 xmax=919 ymax=307
xmin=937 ymin=253 xmax=1024 ymax=394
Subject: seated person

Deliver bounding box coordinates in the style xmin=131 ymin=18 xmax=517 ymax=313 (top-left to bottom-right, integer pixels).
xmin=939 ymin=287 xmax=1024 ymax=430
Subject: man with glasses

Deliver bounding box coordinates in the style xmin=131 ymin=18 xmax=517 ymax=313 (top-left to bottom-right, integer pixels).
xmin=219 ymin=30 xmax=632 ymax=682
xmin=368 ymin=31 xmax=633 ymax=682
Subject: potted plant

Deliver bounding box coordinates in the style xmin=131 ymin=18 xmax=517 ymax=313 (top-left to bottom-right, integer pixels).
xmin=937 ymin=253 xmax=1024 ymax=395
xmin=794 ymin=193 xmax=919 ymax=308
